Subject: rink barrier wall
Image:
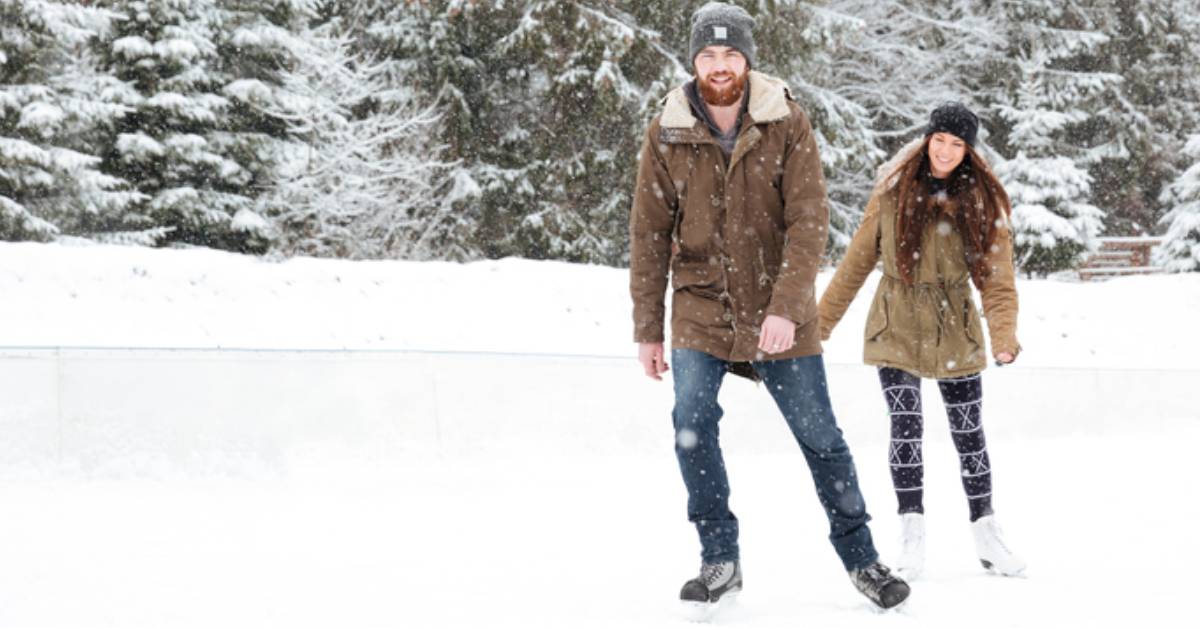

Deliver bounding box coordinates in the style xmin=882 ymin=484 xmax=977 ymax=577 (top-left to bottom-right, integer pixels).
xmin=0 ymin=347 xmax=1195 ymax=473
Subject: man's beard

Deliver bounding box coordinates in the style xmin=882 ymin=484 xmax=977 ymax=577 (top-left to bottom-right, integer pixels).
xmin=698 ymin=69 xmax=748 ymax=107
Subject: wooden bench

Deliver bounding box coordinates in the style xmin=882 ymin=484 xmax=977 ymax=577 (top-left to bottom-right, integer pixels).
xmin=1078 ymin=237 xmax=1164 ymax=281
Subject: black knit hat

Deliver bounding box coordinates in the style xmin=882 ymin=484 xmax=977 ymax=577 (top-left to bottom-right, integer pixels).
xmin=925 ymin=102 xmax=979 ymax=147
xmin=689 ymin=2 xmax=756 ymax=69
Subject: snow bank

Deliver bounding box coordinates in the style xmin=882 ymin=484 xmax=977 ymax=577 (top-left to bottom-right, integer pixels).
xmin=2 ymin=241 xmax=1197 ymax=368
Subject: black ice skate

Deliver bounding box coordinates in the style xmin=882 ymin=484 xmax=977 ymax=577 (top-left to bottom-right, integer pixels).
xmin=849 ymin=561 xmax=910 ymax=610
xmin=680 ymin=560 xmax=742 ymax=619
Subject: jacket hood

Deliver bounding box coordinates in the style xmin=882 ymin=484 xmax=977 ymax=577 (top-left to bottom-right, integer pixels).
xmin=873 ymin=137 xmax=926 ymax=194
xmin=873 ymin=137 xmax=1011 ymax=228
xmin=661 ymin=70 xmax=793 ymax=129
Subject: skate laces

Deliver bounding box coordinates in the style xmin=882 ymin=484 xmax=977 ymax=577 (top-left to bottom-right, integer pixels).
xmin=855 ymin=563 xmax=893 ymax=593
xmin=700 ymin=562 xmax=731 ymax=586
xmin=865 ymin=563 xmax=890 ymax=579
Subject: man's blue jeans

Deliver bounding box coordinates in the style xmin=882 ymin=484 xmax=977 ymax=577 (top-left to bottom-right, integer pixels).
xmin=671 ymin=348 xmax=879 ymax=572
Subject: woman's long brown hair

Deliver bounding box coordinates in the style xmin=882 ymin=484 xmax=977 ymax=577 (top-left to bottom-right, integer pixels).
xmin=888 ymin=136 xmax=1012 ymax=287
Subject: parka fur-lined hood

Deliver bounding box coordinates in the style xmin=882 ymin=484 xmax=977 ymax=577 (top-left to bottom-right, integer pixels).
xmin=871 ymin=136 xmax=1012 ymax=229
xmin=659 ymin=70 xmax=794 ymax=128
xmin=873 ymin=137 xmax=927 ymax=193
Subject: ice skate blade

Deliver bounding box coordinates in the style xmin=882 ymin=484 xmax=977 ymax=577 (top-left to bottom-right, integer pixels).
xmin=860 ymin=591 xmax=910 ymax=615
xmin=680 ymin=590 xmax=740 ymax=623
xmin=980 ymin=559 xmax=1027 ymax=578
xmin=864 ymin=598 xmax=910 ymax=615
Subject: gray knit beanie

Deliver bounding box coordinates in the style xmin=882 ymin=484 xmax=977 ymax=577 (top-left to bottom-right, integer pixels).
xmin=689 ymin=2 xmax=757 ymax=69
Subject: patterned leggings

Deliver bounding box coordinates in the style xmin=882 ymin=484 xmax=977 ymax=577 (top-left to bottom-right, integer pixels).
xmin=879 ymin=367 xmax=994 ymax=521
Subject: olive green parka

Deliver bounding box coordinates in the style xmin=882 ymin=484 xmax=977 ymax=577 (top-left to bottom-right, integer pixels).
xmin=818 ymin=139 xmax=1021 ymax=379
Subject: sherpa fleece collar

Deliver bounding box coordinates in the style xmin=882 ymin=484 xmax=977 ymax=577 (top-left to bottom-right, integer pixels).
xmin=661 ymin=70 xmax=792 ymax=129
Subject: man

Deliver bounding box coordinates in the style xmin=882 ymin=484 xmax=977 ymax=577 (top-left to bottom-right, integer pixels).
xmin=628 ymin=1 xmax=909 ymax=612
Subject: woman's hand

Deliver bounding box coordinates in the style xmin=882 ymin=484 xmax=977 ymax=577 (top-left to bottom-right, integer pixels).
xmin=995 ymin=352 xmax=1015 ymax=365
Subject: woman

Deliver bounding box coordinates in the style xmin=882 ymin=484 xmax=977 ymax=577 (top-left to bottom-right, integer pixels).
xmin=818 ymin=102 xmax=1025 ymax=581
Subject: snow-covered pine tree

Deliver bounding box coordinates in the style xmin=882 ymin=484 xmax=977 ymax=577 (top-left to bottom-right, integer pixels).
xmin=491 ymin=1 xmax=676 ymax=264
xmin=989 ymin=2 xmax=1114 ymax=276
xmin=214 ymin=0 xmax=319 ymax=246
xmin=0 ymin=0 xmax=143 ymax=242
xmin=375 ymin=1 xmax=678 ymax=264
xmin=93 ymin=0 xmax=301 ymax=253
xmin=1156 ymin=134 xmax=1200 ymax=272
xmin=365 ymin=0 xmax=521 ymax=261
xmin=1087 ymin=0 xmax=1200 ymax=235
xmin=258 ymin=10 xmax=452 ymax=259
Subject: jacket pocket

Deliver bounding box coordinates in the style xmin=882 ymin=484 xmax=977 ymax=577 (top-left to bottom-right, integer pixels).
xmin=671 ymin=258 xmax=718 ymax=295
xmin=963 ymin=299 xmax=984 ymax=349
xmin=865 ymin=293 xmax=889 ymax=341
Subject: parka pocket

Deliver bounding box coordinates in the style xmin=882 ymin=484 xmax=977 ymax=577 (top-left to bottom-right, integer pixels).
xmin=865 ymin=293 xmax=889 ymax=341
xmin=671 ymin=259 xmax=718 ymax=295
xmin=963 ymin=299 xmax=985 ymax=349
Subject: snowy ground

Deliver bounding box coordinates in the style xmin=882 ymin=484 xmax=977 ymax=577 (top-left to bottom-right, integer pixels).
xmin=0 ymin=241 xmax=1197 ymax=627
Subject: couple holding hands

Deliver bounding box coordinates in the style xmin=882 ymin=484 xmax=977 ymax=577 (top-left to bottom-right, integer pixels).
xmin=629 ymin=1 xmax=1025 ymax=614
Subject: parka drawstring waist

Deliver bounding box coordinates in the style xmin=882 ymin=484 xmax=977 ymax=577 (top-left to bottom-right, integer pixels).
xmin=916 ymin=283 xmax=949 ymax=346
xmin=881 ymin=273 xmax=971 ymax=347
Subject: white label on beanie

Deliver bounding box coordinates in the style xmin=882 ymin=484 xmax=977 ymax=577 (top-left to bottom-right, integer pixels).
xmin=713 ymin=26 xmax=727 ymax=39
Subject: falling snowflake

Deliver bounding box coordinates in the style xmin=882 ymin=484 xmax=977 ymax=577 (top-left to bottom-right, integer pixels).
xmin=677 ymin=428 xmax=699 ymax=450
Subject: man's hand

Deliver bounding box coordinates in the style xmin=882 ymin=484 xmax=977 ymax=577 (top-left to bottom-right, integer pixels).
xmin=758 ymin=314 xmax=795 ymax=354
xmin=638 ymin=342 xmax=670 ymax=380
xmin=995 ymin=351 xmax=1015 ymax=365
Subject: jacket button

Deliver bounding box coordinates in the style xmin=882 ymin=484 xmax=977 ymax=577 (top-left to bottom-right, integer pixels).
xmin=711 ymin=197 xmax=721 ymax=207
xmin=722 ymin=312 xmax=733 ymax=322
